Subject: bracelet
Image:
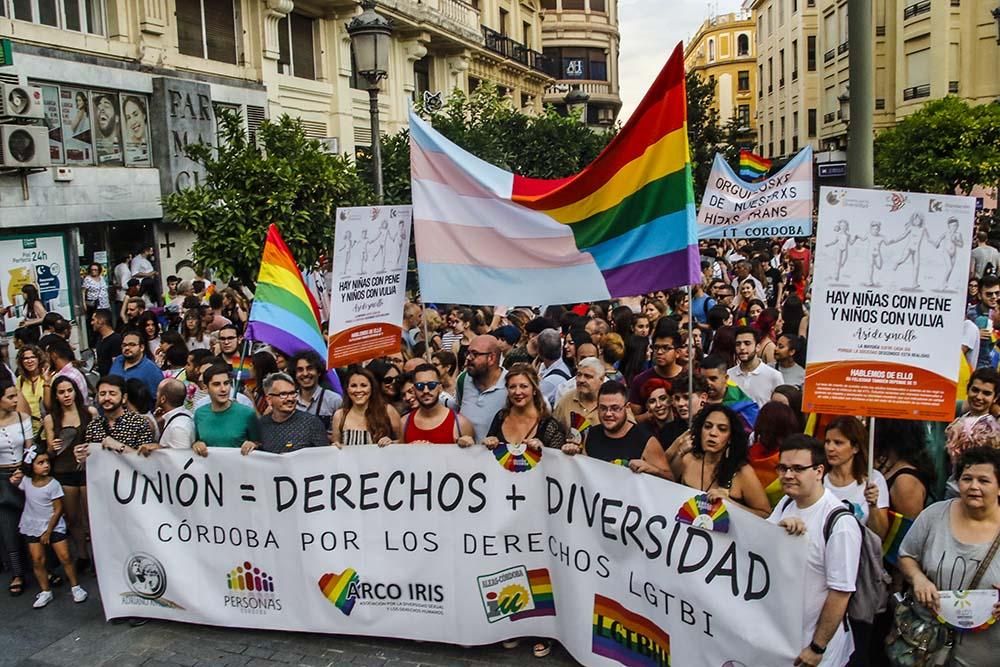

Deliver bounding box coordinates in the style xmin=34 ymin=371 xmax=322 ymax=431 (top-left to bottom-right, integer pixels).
xmin=809 ymin=641 xmax=826 ymax=655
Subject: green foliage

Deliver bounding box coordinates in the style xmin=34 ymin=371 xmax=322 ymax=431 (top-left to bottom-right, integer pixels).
xmin=874 ymin=97 xmax=1000 ymax=196
xmin=372 ymin=83 xmax=615 ymax=204
xmin=161 ymin=111 xmax=372 ymax=286
xmin=686 ymin=71 xmax=726 ymax=203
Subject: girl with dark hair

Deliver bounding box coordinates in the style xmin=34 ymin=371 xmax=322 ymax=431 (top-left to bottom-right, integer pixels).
xmin=331 ymin=367 xmax=400 ymax=446
xmin=677 ymin=403 xmax=771 ymax=517
xmin=780 ymin=294 xmax=806 ymax=338
xmin=182 ymin=309 xmax=210 ymax=350
xmin=620 ymin=334 xmax=651 ymax=387
xmin=42 ymin=376 xmax=96 ymax=574
xmin=873 ymin=419 xmax=936 ymax=518
xmin=708 ymin=325 xmax=737 ymax=368
xmin=136 ymin=311 xmax=161 ymax=359
xmin=770 ymin=384 xmax=805 ymax=431
xmin=0 ymin=380 xmax=32 ymax=596
xmin=367 ymin=358 xmax=404 ymax=416
xmin=156 ymin=331 xmax=188 ymax=375
xmin=823 ymin=416 xmax=889 ymax=539
xmin=748 ymin=401 xmax=802 ymax=508
xmin=125 ymin=378 xmax=159 ymax=441
xmin=17 ymin=284 xmax=47 ymax=344
xmin=610 ymin=305 xmax=635 ymax=338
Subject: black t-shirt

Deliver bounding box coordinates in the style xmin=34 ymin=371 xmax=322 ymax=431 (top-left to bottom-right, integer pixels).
xmin=658 ymin=420 xmax=686 ymax=452
xmin=585 ymin=423 xmax=653 ymax=463
xmin=96 ymin=332 xmax=122 ymax=376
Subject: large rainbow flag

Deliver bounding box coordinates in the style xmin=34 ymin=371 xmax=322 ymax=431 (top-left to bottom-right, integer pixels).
xmin=739 ymin=149 xmax=771 ymax=180
xmin=409 ymin=43 xmax=699 ymax=305
xmin=245 ymin=224 xmax=342 ymax=392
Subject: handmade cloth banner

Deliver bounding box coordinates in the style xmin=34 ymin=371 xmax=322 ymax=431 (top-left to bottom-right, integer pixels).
xmin=410 ymin=42 xmax=700 ymax=305
xmin=88 ymin=446 xmax=807 ymax=666
xmin=804 ymin=187 xmax=975 ymax=421
xmin=328 ymin=206 xmax=412 ymax=367
xmin=697 ymin=146 xmax=814 ymax=240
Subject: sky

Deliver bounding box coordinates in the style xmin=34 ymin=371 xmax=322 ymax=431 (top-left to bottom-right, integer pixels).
xmin=618 ymin=0 xmax=745 ymax=123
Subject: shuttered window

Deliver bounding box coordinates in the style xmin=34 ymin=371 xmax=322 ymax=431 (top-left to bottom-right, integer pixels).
xmin=176 ymin=0 xmax=238 ymax=64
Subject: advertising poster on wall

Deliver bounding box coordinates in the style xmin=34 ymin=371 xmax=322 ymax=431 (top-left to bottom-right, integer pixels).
xmin=328 ymin=206 xmax=412 ymax=367
xmin=39 ymin=84 xmax=64 ymax=163
xmin=91 ymin=91 xmax=123 ymax=165
xmin=803 ymin=187 xmax=975 ymax=421
xmin=60 ymin=87 xmax=94 ymax=165
xmin=120 ymin=93 xmax=151 ymax=166
xmin=697 ymin=146 xmax=814 ymax=239
xmin=0 ymin=233 xmax=74 ymax=336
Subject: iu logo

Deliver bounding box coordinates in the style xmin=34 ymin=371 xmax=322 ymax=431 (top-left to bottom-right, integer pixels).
xmin=565 ymin=60 xmax=584 ymax=77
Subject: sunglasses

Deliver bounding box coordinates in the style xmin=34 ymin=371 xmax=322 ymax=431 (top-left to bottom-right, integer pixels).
xmin=414 ymin=381 xmax=440 ymax=392
xmin=382 ymin=376 xmax=399 ymax=385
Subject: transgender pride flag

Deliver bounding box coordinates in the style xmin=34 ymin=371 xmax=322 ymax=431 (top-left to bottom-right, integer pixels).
xmin=410 ymin=43 xmax=700 ymax=305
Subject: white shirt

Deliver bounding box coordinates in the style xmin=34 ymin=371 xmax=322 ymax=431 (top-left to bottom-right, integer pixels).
xmin=769 ymin=489 xmax=860 ymax=667
xmin=731 ymin=274 xmax=767 ymax=302
xmin=962 ymin=319 xmax=980 ymax=370
xmin=727 ymin=361 xmax=783 ymax=407
xmin=159 ymin=406 xmax=195 ymax=449
xmin=539 ymin=358 xmax=572 ymax=407
xmin=113 ymin=262 xmax=131 ymax=302
xmin=824 ymin=470 xmax=889 ymax=526
xmin=130 ymin=254 xmax=155 ymax=277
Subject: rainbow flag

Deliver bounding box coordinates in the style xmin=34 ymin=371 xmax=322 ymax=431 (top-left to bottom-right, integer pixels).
xmin=883 ymin=510 xmax=914 ymax=567
xmin=510 ymin=568 xmax=556 ymax=620
xmin=723 ymin=380 xmax=759 ymax=434
xmin=739 ymin=149 xmax=771 ymax=179
xmin=245 ymin=224 xmax=342 ymax=393
xmin=410 ymin=43 xmax=699 ymax=305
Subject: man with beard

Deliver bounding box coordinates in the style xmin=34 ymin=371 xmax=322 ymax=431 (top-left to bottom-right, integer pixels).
xmin=456 ymin=335 xmax=507 ymax=442
xmin=93 ymin=94 xmax=120 ymax=153
xmin=561 ymin=382 xmax=670 ymax=479
xmin=109 ymin=330 xmax=164 ymax=401
xmin=553 ymin=357 xmax=605 ymax=440
xmin=628 ymin=330 xmax=685 ymax=417
xmin=700 ymin=354 xmax=759 ymax=434
xmin=257 ymin=373 xmax=328 ymax=453
xmin=291 ymin=350 xmax=341 ymax=432
xmin=728 ymin=326 xmax=783 ymax=407
xmin=401 ymin=364 xmax=474 ymax=445
xmin=83 ymin=375 xmax=155 ymax=451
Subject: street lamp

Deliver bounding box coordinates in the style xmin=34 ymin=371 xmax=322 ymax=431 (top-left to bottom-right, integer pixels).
xmin=993 ymin=7 xmax=1000 ymax=44
xmin=565 ymin=86 xmax=590 ymax=126
xmin=346 ymin=0 xmax=392 ymax=204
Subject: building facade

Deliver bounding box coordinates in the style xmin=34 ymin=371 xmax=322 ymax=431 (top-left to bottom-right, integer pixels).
xmin=684 ymin=10 xmax=757 ymax=145
xmin=539 ymin=0 xmax=621 ymax=128
xmin=0 ymin=0 xmax=553 ymax=354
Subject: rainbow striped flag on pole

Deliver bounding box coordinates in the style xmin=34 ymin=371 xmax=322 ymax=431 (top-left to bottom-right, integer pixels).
xmin=245 ymin=224 xmax=342 ymax=393
xmin=739 ymin=149 xmax=772 ymax=180
xmin=409 ymin=43 xmax=700 ymax=305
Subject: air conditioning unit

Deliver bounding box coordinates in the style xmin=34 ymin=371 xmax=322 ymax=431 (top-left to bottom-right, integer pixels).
xmin=0 ymin=84 xmax=44 ymax=120
xmin=0 ymin=125 xmax=51 ymax=168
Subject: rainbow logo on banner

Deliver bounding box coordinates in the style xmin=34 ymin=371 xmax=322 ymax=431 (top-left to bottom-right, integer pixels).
xmin=510 ymin=568 xmax=556 ymax=621
xmin=675 ymin=494 xmax=730 ymax=533
xmin=739 ymin=149 xmax=771 ymax=180
xmin=493 ymin=441 xmax=542 ymax=473
xmin=593 ymin=594 xmax=671 ymax=667
xmin=318 ymin=569 xmax=359 ymax=616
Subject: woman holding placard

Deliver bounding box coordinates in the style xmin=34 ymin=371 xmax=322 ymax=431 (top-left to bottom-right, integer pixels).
xmin=897 ymin=447 xmax=1000 ymax=665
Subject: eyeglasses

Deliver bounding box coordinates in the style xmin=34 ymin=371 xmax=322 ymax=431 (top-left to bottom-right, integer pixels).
xmin=414 ymin=381 xmax=441 ymax=392
xmin=598 ymin=405 xmax=626 ymax=414
xmin=382 ymin=376 xmax=399 ymax=385
xmin=268 ymin=391 xmax=297 ymax=400
xmin=651 ymin=344 xmax=674 ymax=353
xmin=775 ymin=463 xmax=821 ymax=475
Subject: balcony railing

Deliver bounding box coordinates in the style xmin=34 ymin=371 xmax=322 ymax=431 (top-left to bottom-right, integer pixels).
xmin=948 ymin=80 xmax=959 ymax=93
xmin=838 ymin=42 xmax=849 ymax=54
xmin=425 ymin=0 xmax=481 ymax=33
xmin=824 ymin=49 xmax=836 ymax=63
xmin=824 ymin=111 xmax=836 ymax=123
xmin=904 ymin=0 xmax=931 ymax=20
xmin=903 ymin=83 xmax=931 ymax=100
xmin=482 ymin=26 xmax=549 ymax=75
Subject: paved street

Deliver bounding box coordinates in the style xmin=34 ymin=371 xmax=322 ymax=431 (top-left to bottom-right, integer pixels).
xmin=0 ymin=572 xmax=578 ymax=667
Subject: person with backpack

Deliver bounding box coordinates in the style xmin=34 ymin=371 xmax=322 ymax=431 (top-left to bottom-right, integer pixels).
xmin=770 ymin=434 xmax=862 ymax=667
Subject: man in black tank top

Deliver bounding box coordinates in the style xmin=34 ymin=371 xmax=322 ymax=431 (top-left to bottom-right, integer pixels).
xmin=562 ymin=381 xmax=672 ymax=479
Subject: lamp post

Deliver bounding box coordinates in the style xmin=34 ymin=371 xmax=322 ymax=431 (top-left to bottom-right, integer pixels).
xmin=847 ymin=0 xmax=873 ymax=188
xmin=993 ymin=7 xmax=1000 ymax=44
xmin=347 ymin=0 xmax=392 ymax=204
xmin=565 ymin=85 xmax=590 ymax=126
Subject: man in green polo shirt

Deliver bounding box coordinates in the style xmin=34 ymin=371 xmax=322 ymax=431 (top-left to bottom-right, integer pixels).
xmin=192 ymin=363 xmax=259 ymax=456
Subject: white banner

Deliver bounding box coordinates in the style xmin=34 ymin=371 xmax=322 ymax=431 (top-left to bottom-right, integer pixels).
xmin=804 ymin=187 xmax=975 ymax=421
xmin=698 ymin=146 xmax=814 ymax=239
xmin=328 ymin=205 xmax=412 ymax=366
xmin=89 ymin=446 xmax=808 ymax=666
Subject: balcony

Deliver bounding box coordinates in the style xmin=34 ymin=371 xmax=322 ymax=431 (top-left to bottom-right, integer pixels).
xmin=904 ymin=0 xmax=931 ymax=20
xmin=948 ymin=80 xmax=959 ymax=93
xmin=824 ymin=111 xmax=836 ymax=123
xmin=824 ymin=49 xmax=836 ymax=63
xmin=482 ymin=26 xmax=550 ymax=75
xmin=903 ymin=83 xmax=931 ymax=100
xmin=838 ymin=42 xmax=849 ymax=55
xmin=425 ymin=0 xmax=480 ymax=33
xmin=544 ymin=80 xmax=613 ymax=97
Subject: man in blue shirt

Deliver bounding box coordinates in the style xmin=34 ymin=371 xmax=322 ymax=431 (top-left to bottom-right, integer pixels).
xmin=109 ymin=330 xmax=164 ymax=401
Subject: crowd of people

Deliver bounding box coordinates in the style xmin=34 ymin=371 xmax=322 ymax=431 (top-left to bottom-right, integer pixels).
xmin=0 ymin=234 xmax=998 ymax=666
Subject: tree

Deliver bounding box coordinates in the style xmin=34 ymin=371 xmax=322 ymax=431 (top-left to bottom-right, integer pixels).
xmin=874 ymin=97 xmax=1000 ymax=197
xmin=686 ymin=71 xmax=726 ymax=203
xmin=162 ymin=111 xmax=372 ymax=287
xmin=369 ymin=83 xmax=615 ymax=205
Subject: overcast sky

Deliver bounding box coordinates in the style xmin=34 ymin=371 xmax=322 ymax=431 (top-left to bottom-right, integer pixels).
xmin=618 ymin=0 xmax=745 ymax=123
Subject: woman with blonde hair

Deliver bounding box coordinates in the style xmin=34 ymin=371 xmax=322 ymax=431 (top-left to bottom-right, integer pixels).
xmin=599 ymin=332 xmax=625 ymax=383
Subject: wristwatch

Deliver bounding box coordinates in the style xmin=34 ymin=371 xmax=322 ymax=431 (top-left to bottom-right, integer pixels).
xmin=809 ymin=641 xmax=827 ymax=655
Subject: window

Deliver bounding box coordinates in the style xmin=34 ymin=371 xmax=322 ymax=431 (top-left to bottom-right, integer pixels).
xmin=562 ymin=0 xmax=585 ymax=9
xmin=708 ymin=38 xmax=715 ymax=62
xmin=541 ymin=0 xmax=556 ymax=8
xmin=277 ymin=12 xmax=316 ymax=79
xmin=791 ymin=40 xmax=798 ymax=79
xmin=414 ymin=57 xmax=430 ymax=99
xmin=793 ymin=0 xmax=798 ymax=12
xmin=4 ymin=0 xmax=105 ymax=34
xmin=779 ymin=0 xmax=785 ymax=25
xmin=547 ymin=47 xmax=608 ymax=80
xmin=499 ymin=8 xmax=508 ymax=35
xmin=767 ymin=57 xmax=773 ymax=92
xmin=737 ymin=104 xmax=750 ymax=127
xmin=779 ymin=49 xmax=785 ymax=86
xmin=808 ymin=108 xmax=816 ymax=136
xmin=176 ymin=0 xmax=238 ymax=64
xmin=780 ymin=116 xmax=786 ymax=143
xmin=758 ymin=64 xmax=763 ymax=97
xmin=807 ymin=35 xmax=816 ymax=71
xmin=590 ymin=0 xmax=606 ymax=12
xmin=767 ymin=6 xmax=772 ymax=34
xmin=523 ymin=21 xmax=532 ymax=48
xmin=738 ymin=70 xmax=750 ymax=91
xmin=737 ymin=34 xmax=749 ymax=56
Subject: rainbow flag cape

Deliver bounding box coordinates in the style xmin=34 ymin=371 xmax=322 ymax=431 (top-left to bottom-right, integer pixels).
xmin=883 ymin=510 xmax=914 ymax=566
xmin=409 ymin=43 xmax=700 ymax=305
xmin=723 ymin=380 xmax=759 ymax=434
xmin=245 ymin=224 xmax=342 ymax=393
xmin=739 ymin=149 xmax=771 ymax=179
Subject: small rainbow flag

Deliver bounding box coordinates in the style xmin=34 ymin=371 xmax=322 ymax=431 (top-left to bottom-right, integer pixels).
xmin=510 ymin=568 xmax=556 ymax=620
xmin=593 ymin=594 xmax=670 ymax=667
xmin=245 ymin=224 xmax=341 ymax=393
xmin=570 ymin=411 xmax=592 ymax=435
xmin=739 ymin=149 xmax=772 ymax=180
xmin=882 ymin=510 xmax=914 ymax=567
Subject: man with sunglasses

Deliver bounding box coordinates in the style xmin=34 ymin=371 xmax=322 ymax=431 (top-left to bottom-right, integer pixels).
xmin=401 ymin=365 xmax=474 ymax=445
xmin=769 ymin=434 xmax=860 ymax=667
xmin=456 ymin=335 xmax=507 ymax=442
xmin=257 ymin=372 xmax=328 ymax=453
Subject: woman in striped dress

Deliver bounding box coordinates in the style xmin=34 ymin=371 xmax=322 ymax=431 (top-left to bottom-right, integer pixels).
xmin=330 ymin=367 xmax=400 ymax=446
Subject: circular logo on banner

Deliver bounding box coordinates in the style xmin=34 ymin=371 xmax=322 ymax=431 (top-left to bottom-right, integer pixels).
xmin=125 ymin=552 xmax=167 ymax=600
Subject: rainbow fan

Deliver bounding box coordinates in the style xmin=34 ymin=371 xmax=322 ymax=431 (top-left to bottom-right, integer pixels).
xmin=494 ymin=441 xmax=542 ymax=473
xmin=675 ymin=494 xmax=730 ymax=533
xmin=570 ymin=411 xmax=592 ymax=433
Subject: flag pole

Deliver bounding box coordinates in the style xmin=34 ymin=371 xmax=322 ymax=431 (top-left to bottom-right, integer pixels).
xmin=867 ymin=416 xmax=876 ymax=482
xmin=233 ymin=336 xmax=251 ymax=399
xmin=687 ymin=284 xmax=694 ymax=430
